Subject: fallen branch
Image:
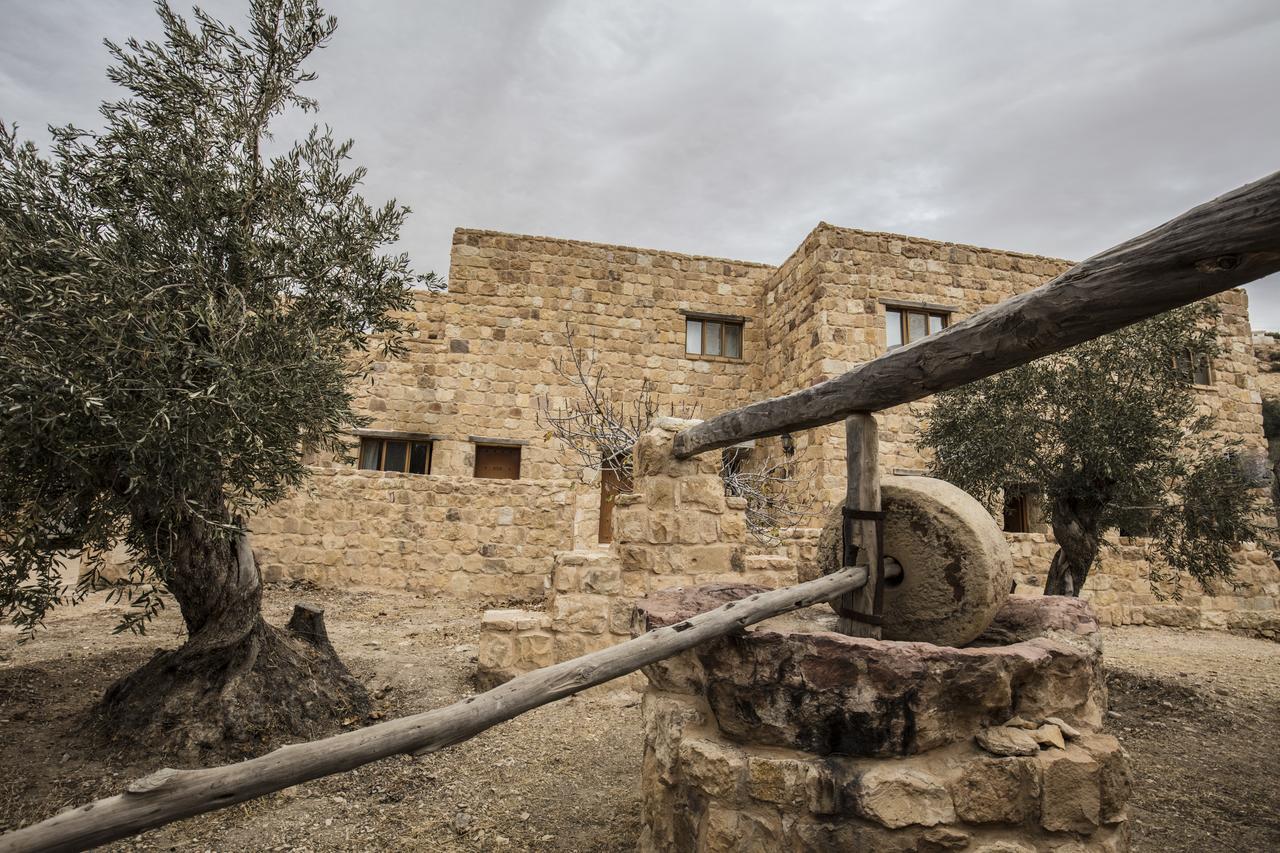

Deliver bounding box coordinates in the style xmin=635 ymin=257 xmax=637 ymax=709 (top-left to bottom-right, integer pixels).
xmin=0 ymin=567 xmax=867 ymax=853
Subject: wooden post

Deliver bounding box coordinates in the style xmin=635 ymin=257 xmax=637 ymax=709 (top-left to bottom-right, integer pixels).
xmin=837 ymin=412 xmax=881 ymax=638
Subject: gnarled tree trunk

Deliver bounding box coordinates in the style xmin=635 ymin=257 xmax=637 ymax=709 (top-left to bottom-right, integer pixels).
xmin=1044 ymin=506 xmax=1102 ymax=596
xmin=97 ymin=498 xmax=367 ymax=756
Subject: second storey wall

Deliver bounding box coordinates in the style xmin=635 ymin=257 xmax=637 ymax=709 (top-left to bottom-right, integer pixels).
xmin=345 ymin=229 xmax=774 ymax=481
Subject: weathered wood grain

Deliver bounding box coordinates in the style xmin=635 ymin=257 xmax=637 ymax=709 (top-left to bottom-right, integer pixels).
xmin=838 ymin=413 xmax=881 ymax=637
xmin=674 ymin=170 xmax=1280 ymax=458
xmin=0 ymin=567 xmax=868 ymax=853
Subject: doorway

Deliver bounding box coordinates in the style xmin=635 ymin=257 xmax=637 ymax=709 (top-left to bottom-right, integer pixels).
xmin=598 ymin=466 xmax=625 ymax=544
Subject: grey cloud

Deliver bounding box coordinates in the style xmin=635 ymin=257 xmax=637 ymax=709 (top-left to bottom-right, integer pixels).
xmin=2 ymin=0 xmax=1277 ymax=323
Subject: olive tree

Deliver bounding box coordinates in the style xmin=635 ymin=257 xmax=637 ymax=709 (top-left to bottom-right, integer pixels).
xmin=918 ymin=304 xmax=1272 ymax=597
xmin=0 ymin=0 xmax=436 ymax=751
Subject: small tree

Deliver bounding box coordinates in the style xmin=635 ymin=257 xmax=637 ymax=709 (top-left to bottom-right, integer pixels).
xmin=538 ymin=324 xmax=810 ymax=543
xmin=0 ymin=0 xmax=436 ymax=751
xmin=918 ymin=304 xmax=1272 ymax=597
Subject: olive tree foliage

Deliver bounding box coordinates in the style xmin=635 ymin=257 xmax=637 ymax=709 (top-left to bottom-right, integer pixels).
xmin=918 ymin=304 xmax=1272 ymax=597
xmin=0 ymin=0 xmax=436 ymax=635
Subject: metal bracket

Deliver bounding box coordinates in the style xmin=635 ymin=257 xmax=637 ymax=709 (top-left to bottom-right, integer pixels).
xmin=839 ymin=506 xmax=887 ymax=625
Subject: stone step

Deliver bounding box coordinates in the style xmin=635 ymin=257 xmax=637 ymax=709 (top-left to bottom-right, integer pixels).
xmin=553 ymin=549 xmax=621 ymax=567
xmin=551 ymin=549 xmax=622 ymax=596
xmin=479 ymin=608 xmax=550 ymax=634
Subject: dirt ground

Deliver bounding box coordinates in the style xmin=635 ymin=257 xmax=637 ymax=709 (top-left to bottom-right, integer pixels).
xmin=1 ymin=585 xmax=1277 ymax=852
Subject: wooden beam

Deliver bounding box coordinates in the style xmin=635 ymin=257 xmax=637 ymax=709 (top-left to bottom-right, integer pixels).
xmin=0 ymin=567 xmax=868 ymax=853
xmin=674 ymin=170 xmax=1280 ymax=458
xmin=838 ymin=413 xmax=881 ymax=637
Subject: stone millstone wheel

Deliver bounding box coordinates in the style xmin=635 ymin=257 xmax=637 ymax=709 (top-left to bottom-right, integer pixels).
xmin=801 ymin=475 xmax=1012 ymax=647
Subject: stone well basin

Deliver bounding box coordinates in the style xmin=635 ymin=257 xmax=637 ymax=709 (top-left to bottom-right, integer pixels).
xmin=633 ymin=584 xmax=1106 ymax=758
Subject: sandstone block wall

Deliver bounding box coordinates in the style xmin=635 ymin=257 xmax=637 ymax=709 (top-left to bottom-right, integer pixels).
xmin=250 ymin=468 xmax=577 ymax=600
xmin=262 ymin=229 xmax=776 ymax=596
xmin=755 ymin=224 xmax=1267 ymax=503
xmin=476 ymin=420 xmax=797 ymax=688
xmin=1252 ymin=332 xmax=1280 ymax=412
xmin=1007 ymin=533 xmax=1280 ymax=640
xmin=642 ymin=694 xmax=1129 ymax=853
xmin=345 ymin=230 xmax=773 ymax=481
xmin=233 ymin=218 xmax=1279 ymax=636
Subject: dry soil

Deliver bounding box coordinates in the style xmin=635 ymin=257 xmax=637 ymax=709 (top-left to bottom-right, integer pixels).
xmin=0 ymin=585 xmax=1276 ymax=852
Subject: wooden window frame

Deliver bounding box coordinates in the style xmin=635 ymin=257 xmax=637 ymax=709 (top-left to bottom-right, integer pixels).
xmin=1174 ymin=348 xmax=1213 ymax=387
xmin=885 ymin=307 xmax=950 ymax=350
xmin=684 ymin=315 xmax=744 ymax=361
xmin=1003 ymin=493 xmax=1031 ymax=533
xmin=357 ymin=436 xmax=433 ymax=475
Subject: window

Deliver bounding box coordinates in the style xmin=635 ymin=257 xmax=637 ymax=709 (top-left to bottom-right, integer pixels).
xmin=358 ymin=436 xmax=432 ymax=474
xmin=721 ymin=446 xmax=749 ymax=496
xmin=1174 ymin=348 xmax=1212 ymax=386
xmin=474 ymin=444 xmax=521 ymax=480
xmin=1002 ymin=485 xmax=1037 ymax=533
xmin=686 ymin=316 xmax=743 ymax=359
xmin=1118 ymin=515 xmax=1152 ymax=539
xmin=885 ymin=307 xmax=948 ymax=350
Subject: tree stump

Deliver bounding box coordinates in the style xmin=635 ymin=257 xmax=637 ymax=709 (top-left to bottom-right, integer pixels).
xmin=287 ymin=603 xmax=333 ymax=652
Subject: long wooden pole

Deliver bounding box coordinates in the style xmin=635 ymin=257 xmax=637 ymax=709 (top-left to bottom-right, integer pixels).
xmin=838 ymin=413 xmax=881 ymax=637
xmin=674 ymin=169 xmax=1280 ymax=458
xmin=0 ymin=567 xmax=868 ymax=853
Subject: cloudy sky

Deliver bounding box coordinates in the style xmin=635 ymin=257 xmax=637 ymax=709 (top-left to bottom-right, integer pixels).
xmin=3 ymin=0 xmax=1278 ymax=325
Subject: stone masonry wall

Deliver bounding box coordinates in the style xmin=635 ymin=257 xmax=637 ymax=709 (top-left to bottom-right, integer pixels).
xmin=1251 ymin=331 xmax=1280 ymax=465
xmin=636 ymin=590 xmax=1131 ymax=852
xmin=1007 ymin=533 xmax=1279 ymax=640
xmin=476 ymin=420 xmax=796 ymax=689
xmin=755 ymin=224 xmax=1267 ymax=493
xmin=347 ymin=229 xmax=774 ymax=481
xmin=237 ymin=219 xmax=1280 ymax=633
xmin=252 ymin=230 xmax=776 ymax=595
xmin=252 ymin=468 xmax=577 ymax=601
xmin=746 ymin=225 xmax=1082 ymax=520
xmin=751 ymin=225 xmax=1277 ymax=638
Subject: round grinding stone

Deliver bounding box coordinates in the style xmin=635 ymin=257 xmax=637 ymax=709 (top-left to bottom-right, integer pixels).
xmin=802 ymin=475 xmax=1013 ymax=647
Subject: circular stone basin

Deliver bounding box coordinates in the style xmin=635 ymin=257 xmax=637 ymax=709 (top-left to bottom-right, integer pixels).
xmin=634 ymin=584 xmax=1105 ymax=758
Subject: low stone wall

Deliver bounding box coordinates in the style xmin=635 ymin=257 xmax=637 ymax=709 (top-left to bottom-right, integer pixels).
xmin=477 ymin=549 xmax=633 ymax=690
xmin=636 ymin=587 xmax=1131 ymax=852
xmin=250 ymin=467 xmax=578 ymax=600
xmin=476 ymin=420 xmax=797 ymax=688
xmin=1007 ymin=533 xmax=1280 ymax=640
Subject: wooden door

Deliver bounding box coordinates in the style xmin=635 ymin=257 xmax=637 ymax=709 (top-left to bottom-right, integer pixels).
xmin=598 ymin=466 xmax=624 ymax=544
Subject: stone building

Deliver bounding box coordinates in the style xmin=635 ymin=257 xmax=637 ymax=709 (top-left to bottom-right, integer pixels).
xmin=249 ymin=223 xmax=1279 ymax=638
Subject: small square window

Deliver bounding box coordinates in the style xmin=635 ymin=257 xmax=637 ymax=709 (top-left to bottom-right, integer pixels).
xmin=358 ymin=436 xmax=432 ymax=474
xmin=474 ymin=444 xmax=521 ymax=479
xmin=685 ymin=316 xmax=744 ymax=360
